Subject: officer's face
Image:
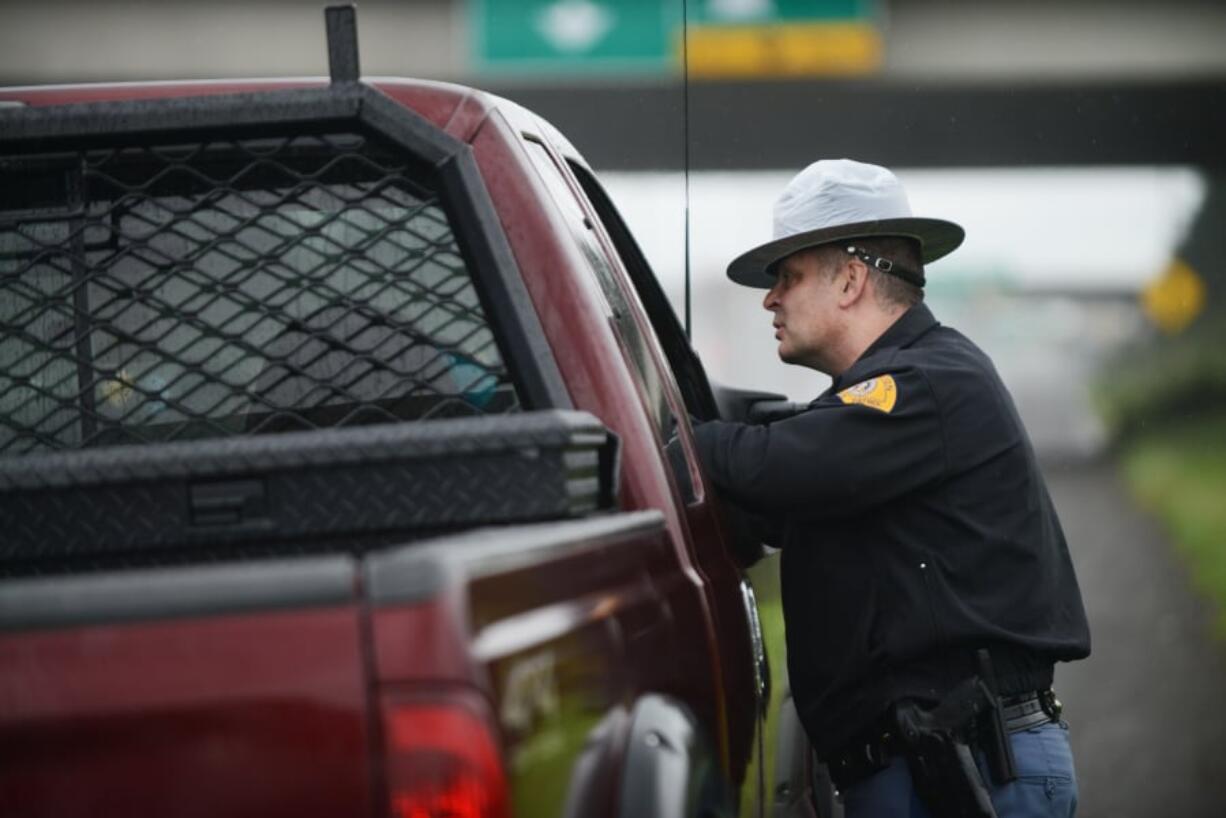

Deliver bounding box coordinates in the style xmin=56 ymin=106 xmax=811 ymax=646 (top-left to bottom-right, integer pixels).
xmin=763 ymin=248 xmax=846 ymax=373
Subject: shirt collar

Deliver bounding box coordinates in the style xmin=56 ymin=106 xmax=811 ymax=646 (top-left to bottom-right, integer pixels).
xmin=828 ymin=303 xmax=940 ymax=392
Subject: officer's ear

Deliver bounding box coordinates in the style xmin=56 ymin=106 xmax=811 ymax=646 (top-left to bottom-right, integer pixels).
xmin=838 ymin=257 xmax=870 ymax=307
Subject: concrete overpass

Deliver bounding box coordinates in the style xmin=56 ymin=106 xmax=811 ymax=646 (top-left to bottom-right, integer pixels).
xmin=3 ymin=1 xmax=1225 ymax=170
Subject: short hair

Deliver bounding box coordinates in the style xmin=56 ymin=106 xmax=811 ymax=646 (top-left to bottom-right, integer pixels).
xmin=849 ymin=236 xmax=925 ymax=309
xmin=805 ymin=244 xmax=845 ymax=279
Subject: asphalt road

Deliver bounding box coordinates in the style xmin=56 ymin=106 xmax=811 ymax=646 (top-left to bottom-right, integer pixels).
xmin=1046 ymin=460 xmax=1226 ymax=817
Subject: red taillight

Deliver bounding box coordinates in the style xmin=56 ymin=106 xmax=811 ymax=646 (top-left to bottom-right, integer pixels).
xmin=381 ymin=693 xmax=509 ymax=818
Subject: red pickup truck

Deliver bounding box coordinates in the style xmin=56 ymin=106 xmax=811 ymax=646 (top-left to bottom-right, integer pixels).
xmin=0 ymin=9 xmax=823 ymax=818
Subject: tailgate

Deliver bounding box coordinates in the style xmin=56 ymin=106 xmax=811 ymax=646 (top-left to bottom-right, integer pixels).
xmin=0 ymin=556 xmax=371 ymax=818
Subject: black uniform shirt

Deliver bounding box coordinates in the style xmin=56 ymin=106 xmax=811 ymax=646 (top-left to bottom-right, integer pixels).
xmin=692 ymin=303 xmax=1091 ymax=757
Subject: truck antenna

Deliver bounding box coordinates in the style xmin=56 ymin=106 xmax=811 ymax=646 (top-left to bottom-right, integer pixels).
xmin=681 ymin=0 xmax=692 ymax=341
xmin=325 ymin=5 xmax=361 ymax=84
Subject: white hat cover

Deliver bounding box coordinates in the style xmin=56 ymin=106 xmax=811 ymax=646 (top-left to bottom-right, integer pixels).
xmin=727 ymin=159 xmax=964 ymax=288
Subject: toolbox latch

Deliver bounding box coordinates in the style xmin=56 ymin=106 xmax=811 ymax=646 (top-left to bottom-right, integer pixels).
xmin=189 ymin=479 xmax=268 ymax=528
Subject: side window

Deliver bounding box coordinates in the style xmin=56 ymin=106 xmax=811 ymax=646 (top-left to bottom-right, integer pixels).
xmin=566 ymin=162 xmax=719 ymax=423
xmin=523 ymin=139 xmax=706 ymax=504
xmin=523 ymin=140 xmax=676 ymax=441
xmin=0 ymin=133 xmax=521 ymax=456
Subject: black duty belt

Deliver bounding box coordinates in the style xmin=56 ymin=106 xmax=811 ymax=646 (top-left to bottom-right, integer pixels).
xmin=1001 ymin=689 xmax=1063 ymax=733
xmin=826 ymin=689 xmax=1063 ymax=792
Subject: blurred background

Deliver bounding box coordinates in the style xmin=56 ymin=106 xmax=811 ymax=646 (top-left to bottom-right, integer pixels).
xmin=5 ymin=1 xmax=1224 ymax=814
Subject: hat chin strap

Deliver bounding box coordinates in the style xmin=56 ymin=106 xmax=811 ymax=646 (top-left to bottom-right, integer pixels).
xmin=845 ymin=245 xmax=926 ymax=288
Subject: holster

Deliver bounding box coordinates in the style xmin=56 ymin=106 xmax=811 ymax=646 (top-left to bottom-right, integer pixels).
xmin=891 ymin=649 xmax=1023 ymax=818
xmin=894 ymin=699 xmax=997 ymax=818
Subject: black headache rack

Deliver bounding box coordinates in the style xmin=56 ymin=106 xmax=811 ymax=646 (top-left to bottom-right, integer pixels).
xmin=0 ymin=410 xmax=617 ymax=577
xmin=0 ymin=7 xmax=569 ymax=458
xmin=0 ymin=7 xmax=589 ymax=575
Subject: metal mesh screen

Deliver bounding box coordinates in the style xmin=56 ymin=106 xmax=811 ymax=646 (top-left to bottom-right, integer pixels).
xmin=0 ymin=132 xmax=521 ymax=456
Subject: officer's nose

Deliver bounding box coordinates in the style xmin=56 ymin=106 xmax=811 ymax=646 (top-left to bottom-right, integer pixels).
xmin=763 ymin=282 xmax=781 ymax=311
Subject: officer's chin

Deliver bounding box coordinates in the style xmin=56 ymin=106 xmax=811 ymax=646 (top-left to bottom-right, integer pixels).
xmin=778 ymin=346 xmax=824 ymax=373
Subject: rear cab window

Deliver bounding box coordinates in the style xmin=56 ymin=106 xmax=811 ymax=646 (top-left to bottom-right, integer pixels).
xmin=0 ymin=131 xmax=523 ymax=456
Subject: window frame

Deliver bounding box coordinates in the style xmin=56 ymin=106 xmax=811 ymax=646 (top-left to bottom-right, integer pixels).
xmin=565 ymin=161 xmax=721 ymax=423
xmin=520 ymin=137 xmax=680 ymax=442
xmin=520 ymin=137 xmax=718 ymax=506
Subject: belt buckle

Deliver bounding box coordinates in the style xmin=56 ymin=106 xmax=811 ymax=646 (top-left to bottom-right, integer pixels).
xmin=1039 ymin=689 xmax=1063 ymax=721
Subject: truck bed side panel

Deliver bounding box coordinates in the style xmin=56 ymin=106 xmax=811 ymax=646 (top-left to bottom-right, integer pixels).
xmin=365 ymin=511 xmax=716 ymax=818
xmin=0 ymin=560 xmax=372 ymax=818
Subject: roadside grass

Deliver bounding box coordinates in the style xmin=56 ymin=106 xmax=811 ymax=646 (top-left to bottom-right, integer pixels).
xmin=1121 ymin=413 xmax=1226 ymax=639
xmin=1093 ymin=324 xmax=1226 ymax=442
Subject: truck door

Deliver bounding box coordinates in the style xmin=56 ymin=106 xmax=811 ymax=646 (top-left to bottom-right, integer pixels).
xmin=532 ymin=149 xmax=771 ymax=817
xmin=570 ymin=163 xmax=788 ymax=818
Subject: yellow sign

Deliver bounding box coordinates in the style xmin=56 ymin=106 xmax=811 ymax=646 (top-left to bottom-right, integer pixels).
xmin=1142 ymin=258 xmax=1206 ymax=334
xmin=684 ymin=22 xmax=881 ymax=78
xmin=838 ymin=374 xmax=897 ymax=413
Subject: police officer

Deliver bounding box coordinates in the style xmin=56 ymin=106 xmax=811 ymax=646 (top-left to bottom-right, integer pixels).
xmin=690 ymin=160 xmax=1091 ymax=818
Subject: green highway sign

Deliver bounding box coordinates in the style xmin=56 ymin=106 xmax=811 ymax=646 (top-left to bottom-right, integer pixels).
xmin=692 ymin=0 xmax=875 ymax=24
xmin=472 ymin=0 xmax=681 ymax=74
xmin=471 ymin=0 xmax=881 ymax=76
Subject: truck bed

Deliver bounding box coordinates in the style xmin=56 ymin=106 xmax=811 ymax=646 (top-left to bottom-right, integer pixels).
xmin=0 ymin=509 xmax=673 ymax=818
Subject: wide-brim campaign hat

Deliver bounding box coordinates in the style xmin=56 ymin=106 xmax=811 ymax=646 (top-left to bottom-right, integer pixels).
xmin=727 ymin=159 xmax=965 ymax=289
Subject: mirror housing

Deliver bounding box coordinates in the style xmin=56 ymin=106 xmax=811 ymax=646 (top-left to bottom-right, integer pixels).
xmin=710 ymin=381 xmax=807 ymax=424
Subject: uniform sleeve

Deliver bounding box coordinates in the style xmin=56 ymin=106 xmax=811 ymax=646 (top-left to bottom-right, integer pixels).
xmin=691 ymin=368 xmax=947 ymax=517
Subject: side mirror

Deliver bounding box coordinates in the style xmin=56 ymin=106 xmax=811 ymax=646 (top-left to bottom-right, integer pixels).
xmin=710 ymin=381 xmax=806 ymax=424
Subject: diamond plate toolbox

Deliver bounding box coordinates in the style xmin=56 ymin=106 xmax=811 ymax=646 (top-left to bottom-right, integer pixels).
xmin=0 ymin=410 xmax=615 ymax=574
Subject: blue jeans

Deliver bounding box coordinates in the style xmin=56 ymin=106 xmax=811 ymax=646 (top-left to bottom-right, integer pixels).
xmin=842 ymin=722 xmax=1078 ymax=818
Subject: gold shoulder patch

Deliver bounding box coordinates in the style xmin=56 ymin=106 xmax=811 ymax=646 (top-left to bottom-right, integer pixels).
xmin=837 ymin=374 xmax=898 ymax=414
